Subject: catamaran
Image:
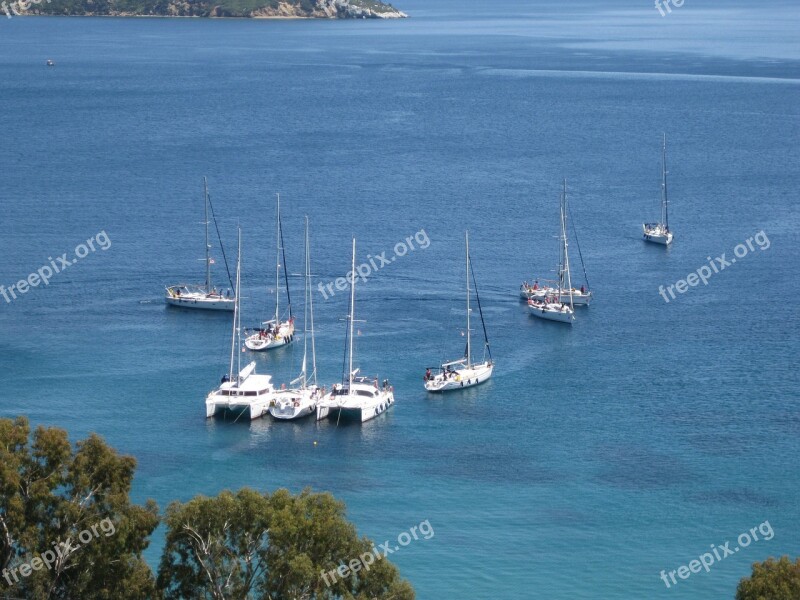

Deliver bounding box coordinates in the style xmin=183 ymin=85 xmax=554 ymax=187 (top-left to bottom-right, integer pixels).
xmin=166 ymin=177 xmax=235 ymax=311
xmin=206 ymin=229 xmax=276 ymax=420
xmin=424 ymin=231 xmax=493 ymax=392
xmin=245 ymin=193 xmax=295 ymax=351
xmin=316 ymin=238 xmax=394 ymax=423
xmin=642 ymin=134 xmax=674 ymax=245
xmin=270 ymin=217 xmax=322 ymax=421
xmin=529 ymin=180 xmax=576 ymax=324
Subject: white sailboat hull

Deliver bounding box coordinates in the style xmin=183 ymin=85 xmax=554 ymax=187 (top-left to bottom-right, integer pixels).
xmin=205 ymin=394 xmax=273 ymax=420
xmin=528 ymin=301 xmax=575 ymax=323
xmin=205 ymin=364 xmax=275 ymax=420
xmin=166 ymin=291 xmax=234 ymax=311
xmin=642 ymin=226 xmax=673 ymax=245
xmin=424 ymin=362 xmax=493 ymax=392
xmin=244 ymin=321 xmax=295 ymax=351
xmin=269 ymin=388 xmax=317 ymax=420
xmin=317 ymin=386 xmax=394 ymax=423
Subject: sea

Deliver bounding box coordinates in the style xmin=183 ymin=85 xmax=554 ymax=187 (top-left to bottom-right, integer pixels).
xmin=1 ymin=1 xmax=798 ymax=598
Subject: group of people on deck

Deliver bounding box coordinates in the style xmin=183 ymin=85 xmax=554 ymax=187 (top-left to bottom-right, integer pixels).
xmin=257 ymin=323 xmax=279 ymax=340
xmin=523 ymin=279 xmax=587 ymax=297
xmin=424 ymin=366 xmax=459 ymax=382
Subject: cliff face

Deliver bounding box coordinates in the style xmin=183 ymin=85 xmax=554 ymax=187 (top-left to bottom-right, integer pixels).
xmin=11 ymin=0 xmax=407 ymax=18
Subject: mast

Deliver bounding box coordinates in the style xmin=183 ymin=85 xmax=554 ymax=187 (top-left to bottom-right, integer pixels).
xmin=299 ymin=218 xmax=308 ymax=388
xmin=203 ymin=177 xmax=212 ymax=293
xmin=348 ymin=238 xmax=356 ymax=389
xmin=661 ymin=133 xmax=669 ymax=229
xmin=465 ymin=230 xmax=471 ymax=368
xmin=236 ymin=229 xmax=242 ymax=379
xmin=562 ymin=179 xmax=574 ymax=310
xmin=275 ymin=193 xmax=281 ymax=323
xmin=229 ymin=227 xmax=241 ymax=382
xmin=307 ymin=217 xmax=317 ymax=386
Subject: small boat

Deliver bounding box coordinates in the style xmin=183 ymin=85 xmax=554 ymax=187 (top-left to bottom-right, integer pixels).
xmin=270 ymin=217 xmax=321 ymax=421
xmin=166 ymin=177 xmax=235 ymax=311
xmin=316 ymin=238 xmax=394 ymax=423
xmin=642 ymin=134 xmax=674 ymax=245
xmin=529 ymin=180 xmax=575 ymax=324
xmin=424 ymin=231 xmax=493 ymax=393
xmin=245 ymin=193 xmax=295 ymax=351
xmin=206 ymin=230 xmax=275 ymax=420
xmin=46 ymin=60 xmax=55 ymax=67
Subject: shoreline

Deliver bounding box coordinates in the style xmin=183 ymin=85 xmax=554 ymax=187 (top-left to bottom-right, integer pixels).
xmin=14 ymin=12 xmax=407 ymax=19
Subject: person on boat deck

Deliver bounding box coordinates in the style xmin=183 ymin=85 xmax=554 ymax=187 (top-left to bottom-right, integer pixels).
xmin=221 ymin=374 xmax=229 ymax=384
xmin=533 ymin=280 xmax=539 ymax=290
xmin=424 ymin=368 xmax=432 ymax=381
xmin=580 ymin=285 xmax=586 ymax=294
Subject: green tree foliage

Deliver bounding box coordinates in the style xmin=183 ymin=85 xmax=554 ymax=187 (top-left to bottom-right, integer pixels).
xmin=0 ymin=416 xmax=159 ymax=599
xmin=158 ymin=488 xmax=415 ymax=600
xmin=736 ymin=556 xmax=800 ymax=600
xmin=0 ymin=417 xmax=415 ymax=599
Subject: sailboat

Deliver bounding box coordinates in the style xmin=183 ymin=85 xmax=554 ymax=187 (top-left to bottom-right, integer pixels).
xmin=244 ymin=193 xmax=296 ymax=351
xmin=166 ymin=177 xmax=235 ymax=311
xmin=529 ymin=180 xmax=576 ymax=324
xmin=520 ymin=188 xmax=592 ymax=306
xmin=642 ymin=134 xmax=674 ymax=245
xmin=206 ymin=229 xmax=276 ymax=420
xmin=316 ymin=238 xmax=394 ymax=423
xmin=424 ymin=231 xmax=493 ymax=392
xmin=270 ymin=217 xmax=322 ymax=420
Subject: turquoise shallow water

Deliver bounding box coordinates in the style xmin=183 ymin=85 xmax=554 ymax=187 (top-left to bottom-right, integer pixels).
xmin=1 ymin=1 xmax=799 ymax=598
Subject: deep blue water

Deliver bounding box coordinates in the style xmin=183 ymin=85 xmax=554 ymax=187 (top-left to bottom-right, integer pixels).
xmin=1 ymin=1 xmax=799 ymax=598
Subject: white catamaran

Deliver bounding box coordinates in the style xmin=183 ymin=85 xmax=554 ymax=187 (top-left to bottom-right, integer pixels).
xmin=529 ymin=180 xmax=576 ymax=324
xmin=206 ymin=229 xmax=276 ymax=420
xmin=424 ymin=231 xmax=493 ymax=392
xmin=642 ymin=133 xmax=674 ymax=245
xmin=245 ymin=193 xmax=296 ymax=351
xmin=166 ymin=177 xmax=235 ymax=311
xmin=316 ymin=238 xmax=394 ymax=423
xmin=270 ymin=217 xmax=322 ymax=421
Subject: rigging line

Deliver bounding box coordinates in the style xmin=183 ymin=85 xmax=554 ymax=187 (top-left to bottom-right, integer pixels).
xmin=278 ymin=211 xmax=293 ymax=320
xmin=468 ymin=253 xmax=492 ymax=361
xmin=205 ymin=192 xmax=235 ymax=291
xmin=340 ymin=313 xmax=350 ymax=386
xmin=568 ymin=201 xmax=591 ymax=289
